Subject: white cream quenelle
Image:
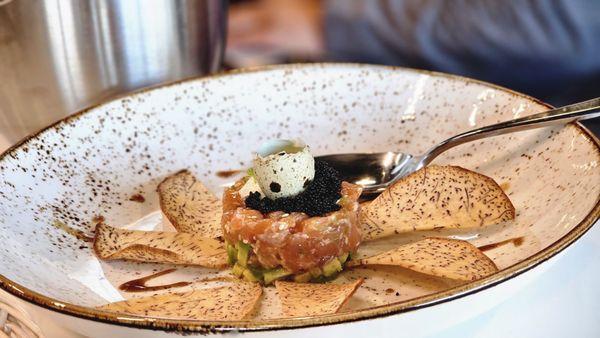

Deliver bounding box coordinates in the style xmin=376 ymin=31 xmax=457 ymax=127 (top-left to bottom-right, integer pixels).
xmin=251 ymin=140 xmax=315 ymax=199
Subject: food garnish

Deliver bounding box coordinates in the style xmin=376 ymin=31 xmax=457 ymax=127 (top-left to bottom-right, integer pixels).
xmin=361 ymin=165 xmax=515 ymax=240
xmin=158 ymin=169 xmax=222 ymax=238
xmin=275 ymin=279 xmax=363 ymax=317
xmin=245 ymin=160 xmax=344 ymax=216
xmin=93 ymin=223 xmax=228 ymax=268
xmin=98 ymin=281 xmax=262 ymax=320
xmin=348 ymin=237 xmax=498 ymax=281
xmin=222 ymin=140 xmax=362 ymax=284
xmin=252 ymin=139 xmax=315 ymax=199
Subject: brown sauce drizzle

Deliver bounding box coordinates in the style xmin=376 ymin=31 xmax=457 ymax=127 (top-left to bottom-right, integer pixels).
xmin=216 ymin=170 xmax=242 ymax=178
xmin=478 ymin=237 xmax=524 ymax=251
xmin=119 ymin=269 xmax=191 ymax=292
xmin=52 ymin=220 xmax=94 ymax=242
xmin=92 ymin=215 xmax=105 ymax=224
xmin=129 ymin=194 xmax=145 ymax=203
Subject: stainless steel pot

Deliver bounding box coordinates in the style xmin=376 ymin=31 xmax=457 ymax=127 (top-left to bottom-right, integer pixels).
xmin=0 ymin=0 xmax=227 ymax=143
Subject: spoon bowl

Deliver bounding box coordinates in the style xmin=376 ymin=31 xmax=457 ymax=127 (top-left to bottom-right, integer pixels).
xmin=316 ymin=152 xmax=413 ymax=200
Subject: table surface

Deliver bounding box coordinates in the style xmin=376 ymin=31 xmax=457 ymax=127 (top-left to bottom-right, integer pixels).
xmin=0 ymin=115 xmax=598 ymax=338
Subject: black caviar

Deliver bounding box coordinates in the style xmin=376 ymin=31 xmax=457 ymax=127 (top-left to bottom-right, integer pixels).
xmin=245 ymin=160 xmax=342 ymax=216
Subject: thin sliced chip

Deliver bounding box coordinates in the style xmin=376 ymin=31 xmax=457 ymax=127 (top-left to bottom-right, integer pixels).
xmin=158 ymin=170 xmax=222 ymax=238
xmin=93 ymin=223 xmax=228 ymax=268
xmin=98 ymin=281 xmax=262 ymax=320
xmin=275 ymin=279 xmax=363 ymax=317
xmin=361 ymin=165 xmax=515 ymax=240
xmin=348 ymin=237 xmax=498 ymax=281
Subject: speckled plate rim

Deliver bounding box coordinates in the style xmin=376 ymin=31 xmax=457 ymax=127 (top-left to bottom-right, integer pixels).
xmin=0 ymin=63 xmax=598 ymax=334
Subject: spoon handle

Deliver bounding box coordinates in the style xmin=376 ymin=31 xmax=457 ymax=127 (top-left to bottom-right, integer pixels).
xmin=419 ymin=97 xmax=600 ymax=166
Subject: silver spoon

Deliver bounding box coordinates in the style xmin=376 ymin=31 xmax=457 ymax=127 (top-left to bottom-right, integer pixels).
xmin=317 ymin=97 xmax=600 ymax=200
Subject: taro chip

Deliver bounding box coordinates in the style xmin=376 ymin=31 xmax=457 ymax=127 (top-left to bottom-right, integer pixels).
xmin=361 ymin=165 xmax=515 ymax=240
xmin=275 ymin=279 xmax=363 ymax=317
xmin=98 ymin=282 xmax=262 ymax=320
xmin=158 ymin=170 xmax=223 ymax=238
xmin=93 ymin=223 xmax=228 ymax=268
xmin=348 ymin=237 xmax=498 ymax=281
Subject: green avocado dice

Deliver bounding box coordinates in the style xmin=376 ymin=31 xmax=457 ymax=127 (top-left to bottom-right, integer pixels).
xmin=293 ymin=272 xmax=312 ymax=283
xmin=322 ymin=258 xmax=343 ymax=277
xmin=263 ymin=268 xmax=291 ymax=285
xmin=227 ymin=244 xmax=237 ymax=265
xmin=231 ymin=263 xmax=245 ymax=277
xmin=309 ymin=267 xmax=322 ymax=278
xmin=242 ymin=268 xmax=261 ymax=283
xmin=236 ymin=241 xmax=251 ymax=267
xmin=338 ymin=252 xmax=349 ymax=265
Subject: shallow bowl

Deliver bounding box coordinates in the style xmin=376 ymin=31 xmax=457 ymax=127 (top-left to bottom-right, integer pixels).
xmin=0 ymin=64 xmax=598 ymax=337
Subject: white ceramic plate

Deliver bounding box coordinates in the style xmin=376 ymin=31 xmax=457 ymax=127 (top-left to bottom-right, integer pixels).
xmin=0 ymin=64 xmax=598 ymax=336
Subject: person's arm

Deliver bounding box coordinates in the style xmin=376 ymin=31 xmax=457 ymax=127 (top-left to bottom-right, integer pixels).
xmin=325 ymin=0 xmax=600 ymax=102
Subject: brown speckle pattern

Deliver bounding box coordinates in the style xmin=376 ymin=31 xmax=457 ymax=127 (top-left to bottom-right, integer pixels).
xmin=350 ymin=237 xmax=498 ymax=281
xmin=275 ymin=279 xmax=363 ymax=317
xmin=0 ymin=64 xmax=598 ymax=329
xmin=361 ymin=165 xmax=515 ymax=240
xmin=157 ymin=170 xmax=222 ymax=237
xmin=98 ymin=281 xmax=262 ymax=320
xmin=93 ymin=224 xmax=228 ymax=268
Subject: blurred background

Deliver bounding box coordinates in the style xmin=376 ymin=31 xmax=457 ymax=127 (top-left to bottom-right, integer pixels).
xmin=227 ymin=0 xmax=600 ymax=106
xmin=226 ymin=0 xmax=600 ymax=133
xmin=1 ymin=0 xmax=599 ymax=150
